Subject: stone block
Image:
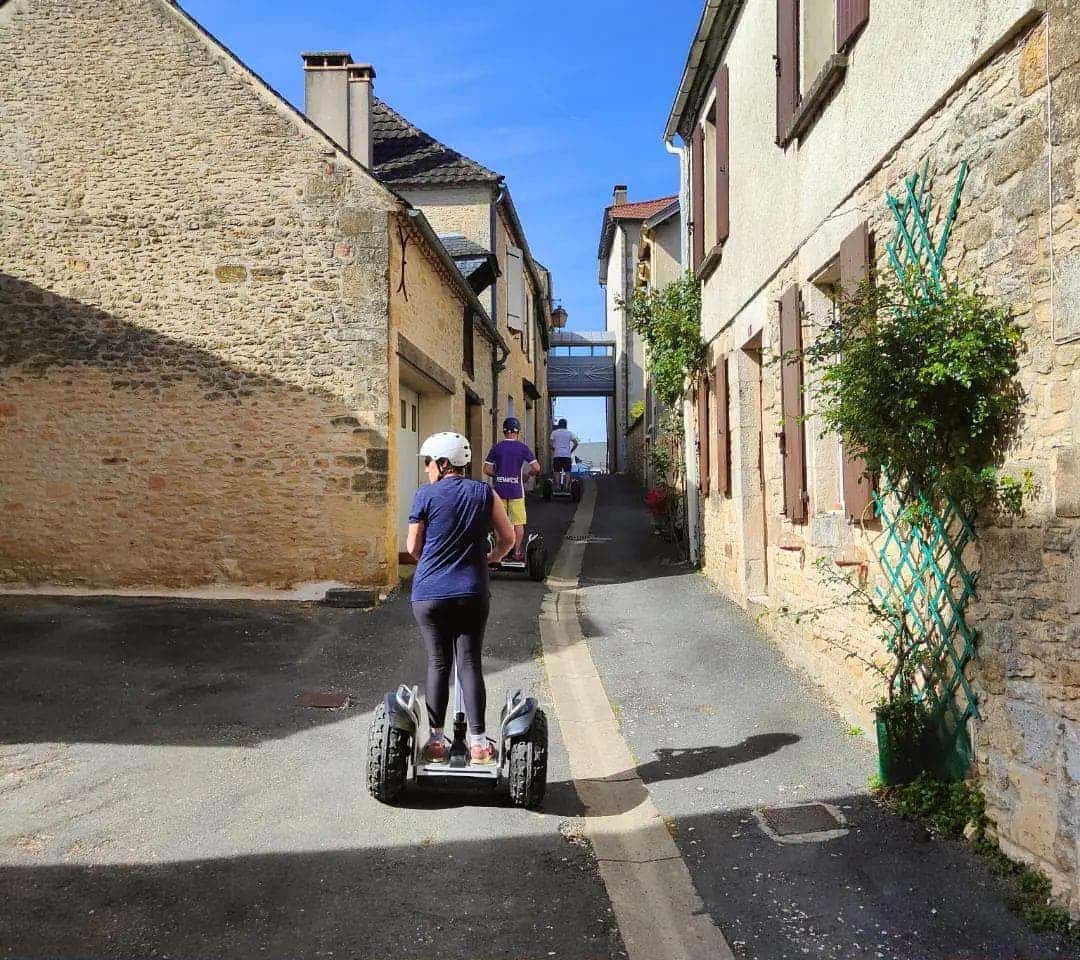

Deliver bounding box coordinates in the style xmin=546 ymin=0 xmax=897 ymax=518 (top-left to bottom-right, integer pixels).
xmin=1005 ymin=163 xmax=1050 ymax=221
xmin=366 ymin=448 xmax=388 ymax=472
xmin=1066 ymin=723 xmax=1080 ymax=784
xmin=1056 ymin=251 xmax=1080 ymax=342
xmin=1056 ymin=447 xmax=1080 ymax=517
xmin=980 ymin=527 xmax=1045 ymax=573
xmin=215 ymin=265 xmax=247 ymax=284
xmin=989 ymin=119 xmax=1046 ymax=185
xmin=339 ymin=208 xmax=379 ymax=237
xmin=1019 ymin=22 xmax=1048 ymax=96
xmin=1007 ymin=701 xmax=1062 ymax=770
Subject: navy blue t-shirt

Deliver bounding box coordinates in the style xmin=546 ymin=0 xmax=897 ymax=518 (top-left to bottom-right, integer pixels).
xmin=409 ymin=477 xmax=493 ymax=602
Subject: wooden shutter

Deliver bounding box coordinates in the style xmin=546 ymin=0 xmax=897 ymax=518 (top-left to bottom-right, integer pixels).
xmin=506 ymin=244 xmax=524 ymax=331
xmin=462 ymin=307 xmax=475 ymax=378
xmin=778 ymin=285 xmax=807 ymax=523
xmin=839 ymin=221 xmax=873 ymax=522
xmin=775 ymin=0 xmax=799 ymax=144
xmin=715 ymin=354 xmax=731 ymax=497
xmin=697 ymin=377 xmax=710 ymax=497
xmin=715 ymin=65 xmax=730 ymax=245
xmin=691 ymin=124 xmax=705 ymax=273
xmin=837 ymin=0 xmax=870 ymax=51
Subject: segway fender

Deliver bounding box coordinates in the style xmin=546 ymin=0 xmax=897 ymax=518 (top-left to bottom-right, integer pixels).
xmin=384 ymin=691 xmax=417 ymax=734
xmin=503 ymin=697 xmax=539 ymax=738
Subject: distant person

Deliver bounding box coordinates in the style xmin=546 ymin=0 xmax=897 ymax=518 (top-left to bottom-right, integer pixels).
xmin=550 ymin=418 xmax=579 ymax=491
xmin=483 ymin=418 xmax=541 ymax=561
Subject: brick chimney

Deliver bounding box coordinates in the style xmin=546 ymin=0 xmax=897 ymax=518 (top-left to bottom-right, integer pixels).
xmin=302 ymin=52 xmax=352 ymax=149
xmin=347 ymin=63 xmax=376 ymax=169
xmin=613 ymin=184 xmax=628 ymax=206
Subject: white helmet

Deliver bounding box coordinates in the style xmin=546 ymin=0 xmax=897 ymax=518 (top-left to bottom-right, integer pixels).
xmin=419 ymin=431 xmax=472 ymax=467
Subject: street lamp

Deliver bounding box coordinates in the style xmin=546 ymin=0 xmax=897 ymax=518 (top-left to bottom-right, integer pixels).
xmin=551 ymin=304 xmax=568 ymax=328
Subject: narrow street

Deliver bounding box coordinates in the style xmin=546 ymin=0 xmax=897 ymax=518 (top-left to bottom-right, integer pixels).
xmin=2 ymin=479 xmax=1074 ymax=958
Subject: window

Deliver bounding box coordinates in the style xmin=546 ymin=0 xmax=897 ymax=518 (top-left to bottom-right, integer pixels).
xmin=775 ymin=0 xmax=868 ymax=145
xmin=778 ymin=284 xmax=807 ymax=523
xmin=802 ymin=0 xmax=834 ymax=96
xmin=690 ymin=64 xmax=730 ymax=274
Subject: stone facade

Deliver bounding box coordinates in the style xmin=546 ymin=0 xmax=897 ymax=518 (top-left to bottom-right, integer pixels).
xmin=672 ymin=0 xmax=1080 ymax=911
xmin=0 ymin=0 xmax=484 ymax=594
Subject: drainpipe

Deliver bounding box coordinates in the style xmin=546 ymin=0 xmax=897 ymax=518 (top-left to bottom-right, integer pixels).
xmin=665 ymin=137 xmax=691 ymax=276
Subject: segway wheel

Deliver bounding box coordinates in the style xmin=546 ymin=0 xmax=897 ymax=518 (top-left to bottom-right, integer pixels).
xmin=527 ymin=542 xmax=547 ymax=582
xmin=508 ymin=708 xmax=548 ymax=809
xmin=570 ymin=479 xmax=583 ymax=503
xmin=366 ymin=701 xmax=411 ymax=804
xmin=541 ymin=479 xmax=553 ymax=501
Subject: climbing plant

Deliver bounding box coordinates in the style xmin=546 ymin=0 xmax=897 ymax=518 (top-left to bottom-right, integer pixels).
xmin=622 ymin=273 xmax=705 ymax=409
xmin=620 ymin=273 xmax=706 ymax=560
xmin=800 ymin=162 xmax=1032 ymax=781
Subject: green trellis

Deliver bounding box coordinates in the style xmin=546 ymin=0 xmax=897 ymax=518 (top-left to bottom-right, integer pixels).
xmin=872 ymin=160 xmax=978 ymax=778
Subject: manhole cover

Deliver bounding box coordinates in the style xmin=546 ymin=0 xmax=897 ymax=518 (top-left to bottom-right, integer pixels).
xmin=299 ymin=692 xmax=349 ymax=710
xmin=755 ymin=803 xmax=848 ymax=843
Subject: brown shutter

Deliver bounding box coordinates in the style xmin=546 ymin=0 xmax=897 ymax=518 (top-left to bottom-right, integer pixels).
xmin=837 ymin=0 xmax=870 ymax=51
xmin=839 ymin=221 xmax=873 ymax=522
xmin=691 ymin=125 xmax=705 ymax=272
xmin=697 ymin=377 xmax=710 ymax=497
xmin=778 ymin=285 xmax=807 ymax=523
xmin=715 ymin=65 xmax=730 ymax=245
xmin=715 ymin=354 xmax=731 ymax=497
xmin=462 ymin=307 xmax=475 ymax=378
xmin=775 ymin=0 xmax=799 ymax=144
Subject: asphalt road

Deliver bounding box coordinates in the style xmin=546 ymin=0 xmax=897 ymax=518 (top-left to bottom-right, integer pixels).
xmin=0 ymin=494 xmax=625 ymax=960
xmin=580 ymin=476 xmax=1075 ymax=960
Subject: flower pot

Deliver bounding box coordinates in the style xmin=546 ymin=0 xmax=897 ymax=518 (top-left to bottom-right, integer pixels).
xmin=875 ymin=717 xmax=926 ymax=786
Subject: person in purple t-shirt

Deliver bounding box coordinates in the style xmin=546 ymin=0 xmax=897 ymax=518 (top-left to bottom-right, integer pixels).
xmin=483 ymin=417 xmax=541 ymax=560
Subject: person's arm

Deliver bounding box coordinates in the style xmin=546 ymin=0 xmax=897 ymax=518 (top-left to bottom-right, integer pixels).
xmin=483 ymin=461 xmax=496 ymax=478
xmin=570 ymin=433 xmax=579 ymax=453
xmin=487 ymin=495 xmax=515 ymax=564
xmin=528 ymin=459 xmax=541 ymax=477
xmin=406 ymin=521 xmax=425 ymax=562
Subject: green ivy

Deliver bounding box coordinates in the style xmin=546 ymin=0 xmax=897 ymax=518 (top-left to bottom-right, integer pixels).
xmin=621 ymin=273 xmax=705 ymax=409
xmin=802 ymin=268 xmax=1030 ymax=514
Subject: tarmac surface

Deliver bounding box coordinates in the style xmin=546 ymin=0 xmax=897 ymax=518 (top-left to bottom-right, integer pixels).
xmin=1 ymin=475 xmax=1075 ymax=959
xmin=0 ymin=495 xmax=625 ymax=959
xmin=580 ymin=476 xmax=1075 ymax=960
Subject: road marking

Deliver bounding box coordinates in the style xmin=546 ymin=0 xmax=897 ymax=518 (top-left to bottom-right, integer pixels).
xmin=540 ymin=482 xmax=735 ymax=960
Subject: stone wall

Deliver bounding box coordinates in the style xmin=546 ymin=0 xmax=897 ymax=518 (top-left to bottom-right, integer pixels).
xmin=696 ymin=3 xmax=1080 ymax=909
xmin=0 ymin=0 xmax=399 ymax=591
xmin=626 ymin=415 xmax=645 ymax=487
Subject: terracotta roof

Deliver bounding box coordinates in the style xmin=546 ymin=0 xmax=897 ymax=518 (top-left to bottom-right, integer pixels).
xmin=607 ymin=195 xmax=679 ymax=221
xmin=371 ymin=97 xmax=500 ymax=187
xmin=598 ymin=194 xmax=679 ymax=265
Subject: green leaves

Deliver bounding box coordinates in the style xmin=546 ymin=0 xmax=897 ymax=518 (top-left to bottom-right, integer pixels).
xmin=803 ymin=267 xmax=1029 ymax=515
xmin=620 ymin=273 xmax=705 ymax=409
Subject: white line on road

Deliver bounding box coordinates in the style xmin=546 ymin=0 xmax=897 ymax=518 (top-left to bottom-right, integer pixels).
xmin=540 ymin=482 xmax=735 ymax=960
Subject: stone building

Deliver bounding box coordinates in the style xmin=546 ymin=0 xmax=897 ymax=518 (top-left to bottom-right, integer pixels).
xmin=597 ymin=188 xmax=678 ymax=476
xmin=0 ymin=0 xmax=504 ymax=595
xmin=666 ymin=0 xmax=1080 ymax=911
xmin=360 ymin=80 xmax=554 ymax=467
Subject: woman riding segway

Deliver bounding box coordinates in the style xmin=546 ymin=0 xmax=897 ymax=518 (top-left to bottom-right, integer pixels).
xmin=406 ymin=432 xmax=516 ymax=765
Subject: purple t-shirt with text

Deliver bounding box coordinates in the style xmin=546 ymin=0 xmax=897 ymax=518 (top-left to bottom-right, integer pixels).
xmin=485 ymin=440 xmax=535 ymax=501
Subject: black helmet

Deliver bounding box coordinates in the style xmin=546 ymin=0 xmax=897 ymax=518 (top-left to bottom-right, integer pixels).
xmin=557 ymin=418 xmax=567 ymax=429
xmin=502 ymin=417 xmax=520 ymax=433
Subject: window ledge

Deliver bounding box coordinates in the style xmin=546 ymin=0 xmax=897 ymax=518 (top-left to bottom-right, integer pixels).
xmin=698 ymin=242 xmax=724 ymax=284
xmin=780 ymin=53 xmax=848 ymax=147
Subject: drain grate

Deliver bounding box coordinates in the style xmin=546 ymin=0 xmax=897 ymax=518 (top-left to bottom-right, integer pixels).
xmin=565 ymin=535 xmax=612 ymax=543
xmin=755 ymin=803 xmax=848 ymax=844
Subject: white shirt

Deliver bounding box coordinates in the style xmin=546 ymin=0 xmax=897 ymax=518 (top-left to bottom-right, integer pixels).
xmin=551 ymin=428 xmax=578 ymax=458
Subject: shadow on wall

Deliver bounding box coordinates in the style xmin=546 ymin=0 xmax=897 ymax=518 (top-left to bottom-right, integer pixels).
xmin=0 ymin=273 xmax=389 ymax=589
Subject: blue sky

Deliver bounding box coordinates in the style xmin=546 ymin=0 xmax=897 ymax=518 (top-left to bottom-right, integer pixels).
xmin=182 ymin=0 xmax=701 ymax=441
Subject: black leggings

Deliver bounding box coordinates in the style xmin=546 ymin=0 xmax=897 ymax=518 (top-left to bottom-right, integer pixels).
xmin=412 ymin=595 xmax=490 ymax=734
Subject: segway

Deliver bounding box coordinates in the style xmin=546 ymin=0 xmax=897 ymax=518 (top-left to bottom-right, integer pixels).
xmin=541 ymin=472 xmax=583 ymax=503
xmin=487 ymin=530 xmax=547 ymax=581
xmin=366 ymin=663 xmax=548 ymax=809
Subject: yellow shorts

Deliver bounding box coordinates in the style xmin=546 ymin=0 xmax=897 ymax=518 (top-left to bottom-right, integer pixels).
xmin=504 ymin=497 xmax=527 ymax=526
